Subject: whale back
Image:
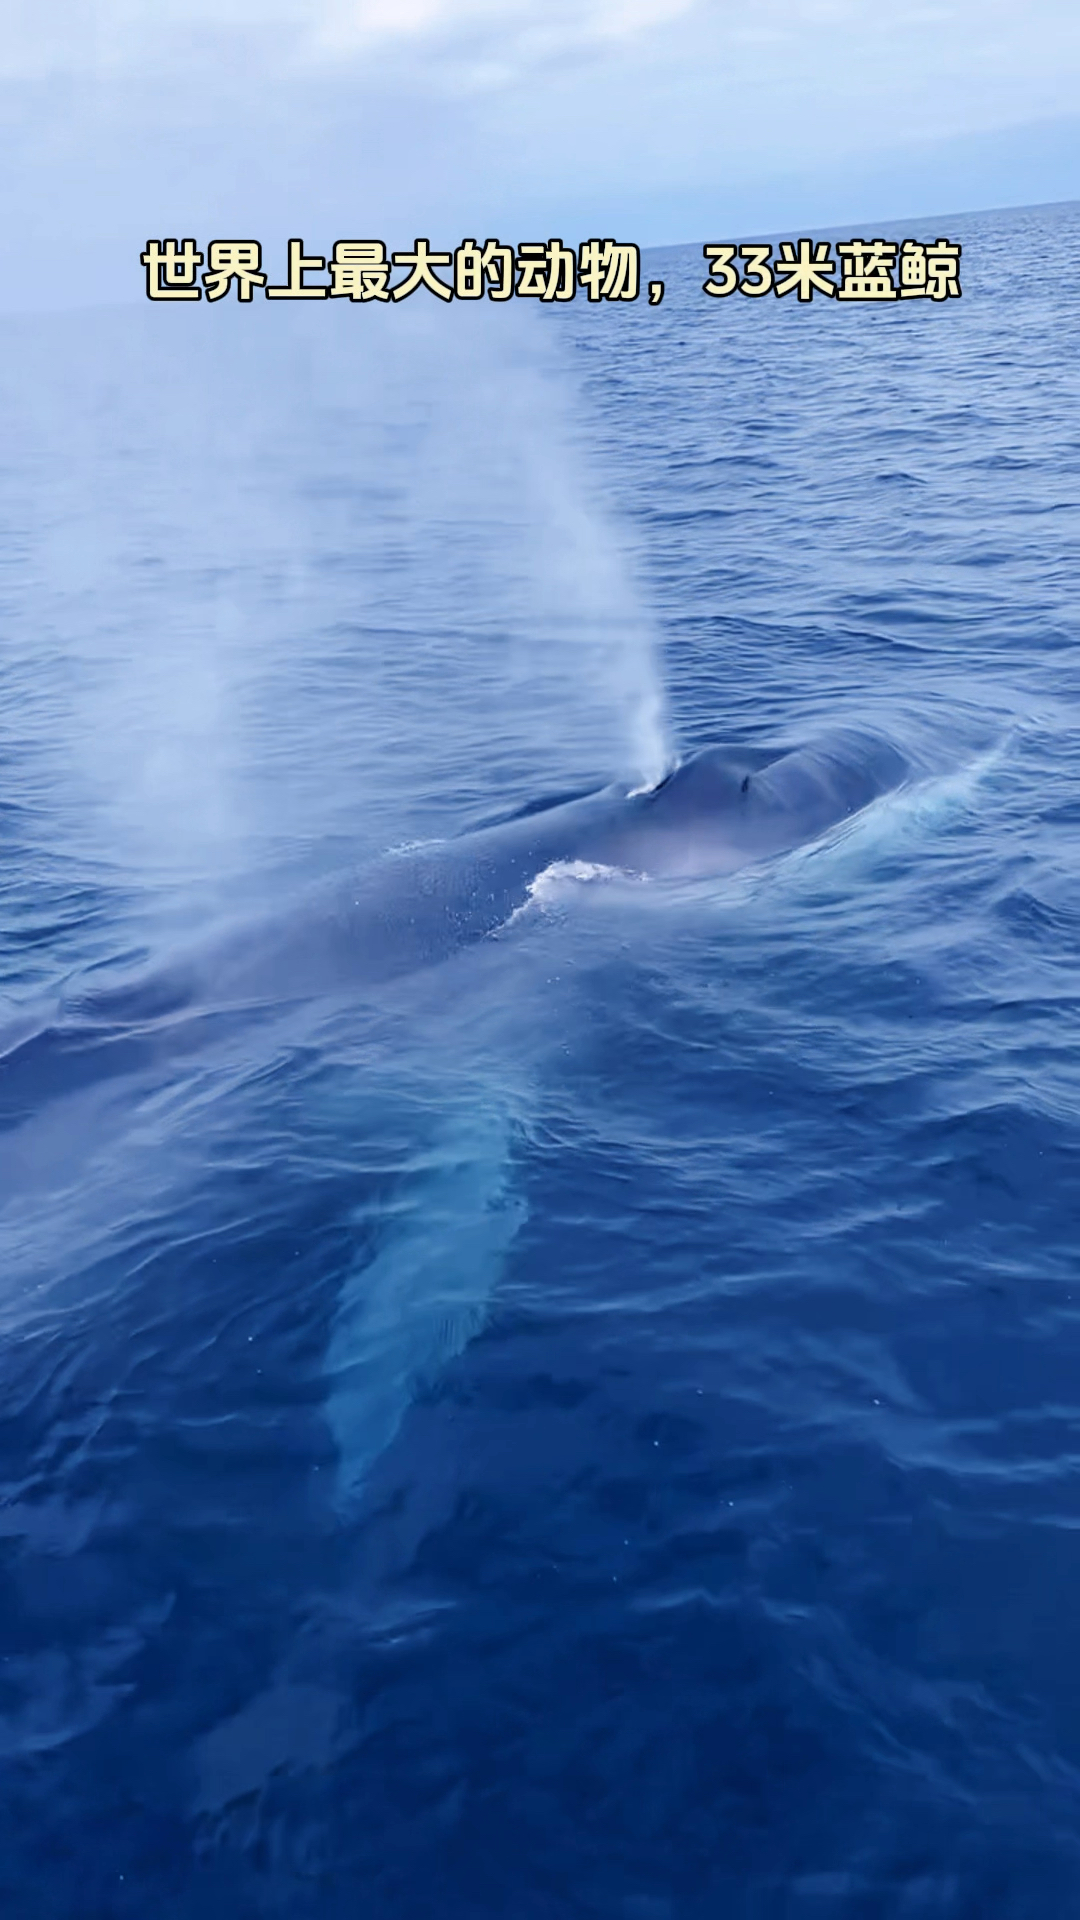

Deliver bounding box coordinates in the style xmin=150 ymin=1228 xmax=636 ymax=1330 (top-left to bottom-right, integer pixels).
xmin=0 ymin=730 xmax=910 ymax=1072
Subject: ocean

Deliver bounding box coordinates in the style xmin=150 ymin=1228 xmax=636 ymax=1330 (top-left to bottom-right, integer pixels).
xmin=0 ymin=198 xmax=1078 ymax=1916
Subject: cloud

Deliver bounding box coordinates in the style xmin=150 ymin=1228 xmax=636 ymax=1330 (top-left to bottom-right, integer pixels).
xmin=314 ymin=0 xmax=696 ymax=55
xmin=0 ymin=0 xmax=699 ymax=81
xmin=4 ymin=0 xmax=1080 ymax=137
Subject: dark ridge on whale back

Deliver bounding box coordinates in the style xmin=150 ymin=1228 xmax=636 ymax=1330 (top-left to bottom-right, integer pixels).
xmin=654 ymin=740 xmax=797 ymax=792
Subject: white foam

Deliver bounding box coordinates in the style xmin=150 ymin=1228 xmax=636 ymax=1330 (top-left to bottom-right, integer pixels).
xmin=500 ymin=857 xmax=645 ymax=930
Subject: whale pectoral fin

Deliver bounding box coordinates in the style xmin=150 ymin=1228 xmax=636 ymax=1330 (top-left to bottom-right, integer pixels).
xmin=324 ymin=1098 xmax=526 ymax=1509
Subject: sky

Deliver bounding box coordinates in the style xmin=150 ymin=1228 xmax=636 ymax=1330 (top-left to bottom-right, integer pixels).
xmin=1 ymin=0 xmax=1078 ymax=308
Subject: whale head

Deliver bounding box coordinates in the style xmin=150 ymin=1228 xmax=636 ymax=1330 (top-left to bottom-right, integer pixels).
xmin=625 ymin=731 xmax=907 ymax=879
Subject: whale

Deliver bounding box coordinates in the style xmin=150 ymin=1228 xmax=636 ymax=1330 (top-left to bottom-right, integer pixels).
xmin=201 ymin=723 xmax=909 ymax=994
xmin=1 ymin=726 xmax=908 ymax=1097
xmin=0 ymin=723 xmax=909 ymax=1500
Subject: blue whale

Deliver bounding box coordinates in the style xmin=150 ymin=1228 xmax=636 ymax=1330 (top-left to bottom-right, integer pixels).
xmin=199 ymin=724 xmax=908 ymax=997
xmin=0 ymin=724 xmax=909 ymax=1497
xmin=0 ymin=727 xmax=907 ymax=1115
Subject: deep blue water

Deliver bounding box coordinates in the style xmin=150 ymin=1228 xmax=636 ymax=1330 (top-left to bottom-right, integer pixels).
xmin=1 ymin=200 xmax=1079 ymax=1917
